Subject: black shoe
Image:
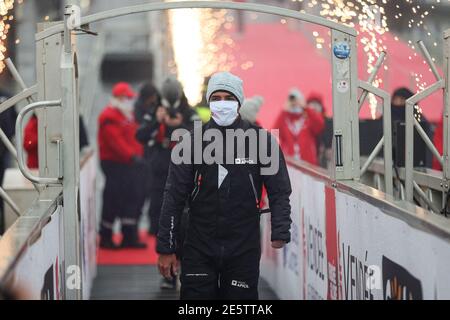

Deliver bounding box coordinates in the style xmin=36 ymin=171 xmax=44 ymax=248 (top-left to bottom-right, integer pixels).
xmin=120 ymin=239 xmax=147 ymax=249
xmin=99 ymin=238 xmax=119 ymax=250
xmin=160 ymin=277 xmax=176 ymax=290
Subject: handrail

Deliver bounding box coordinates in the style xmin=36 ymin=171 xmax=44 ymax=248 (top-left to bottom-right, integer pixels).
xmin=15 ymin=100 xmax=62 ymax=185
xmin=35 ymin=1 xmax=356 ymax=41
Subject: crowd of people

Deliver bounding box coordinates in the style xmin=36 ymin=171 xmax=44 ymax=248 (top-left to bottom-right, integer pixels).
xmin=90 ymin=75 xmax=329 ymax=291
xmin=92 ymin=78 xmax=354 ymax=256
xmin=14 ymin=72 xmax=445 ymax=297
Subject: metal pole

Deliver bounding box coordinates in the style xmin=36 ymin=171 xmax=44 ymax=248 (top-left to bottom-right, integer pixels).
xmin=0 ymin=187 xmax=21 ymax=217
xmin=361 ymin=137 xmax=384 ymax=176
xmin=417 ymin=40 xmax=442 ymax=82
xmin=405 ymin=100 xmax=415 ymax=202
xmin=331 ymin=30 xmax=359 ymax=181
xmin=382 ymin=91 xmax=394 ymax=196
xmin=61 ymin=5 xmax=82 ymax=300
xmin=358 ymin=80 xmax=393 ymax=195
xmin=5 ymin=58 xmax=34 ymax=104
xmin=414 ymin=118 xmax=443 ymax=166
xmin=413 ymin=181 xmax=440 ymax=214
xmin=0 ymin=129 xmax=17 ymax=159
xmin=443 ymin=30 xmax=450 ymax=207
xmin=358 ymin=51 xmax=386 ymax=111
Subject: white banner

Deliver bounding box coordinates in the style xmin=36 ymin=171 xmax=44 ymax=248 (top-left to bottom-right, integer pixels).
xmin=11 ymin=206 xmax=62 ymax=300
xmin=80 ymin=153 xmax=97 ymax=300
xmin=261 ymin=164 xmax=450 ymax=300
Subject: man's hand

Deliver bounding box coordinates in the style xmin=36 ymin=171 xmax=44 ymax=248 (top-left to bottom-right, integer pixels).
xmin=165 ymin=113 xmax=183 ymax=127
xmin=271 ymin=240 xmax=286 ymax=249
xmin=158 ymin=254 xmax=178 ymax=279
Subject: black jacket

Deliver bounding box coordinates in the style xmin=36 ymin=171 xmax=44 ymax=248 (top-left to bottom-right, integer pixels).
xmin=156 ymin=117 xmax=292 ymax=256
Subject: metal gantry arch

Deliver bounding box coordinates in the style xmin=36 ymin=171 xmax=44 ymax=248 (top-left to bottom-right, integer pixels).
xmin=0 ymin=0 xmax=448 ymax=301
xmin=35 ymin=1 xmax=357 ymax=40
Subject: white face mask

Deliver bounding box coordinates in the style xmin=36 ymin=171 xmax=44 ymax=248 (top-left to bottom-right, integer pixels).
xmin=120 ymin=99 xmax=134 ymax=112
xmin=210 ymin=100 xmax=239 ymax=126
xmin=289 ymin=105 xmax=304 ymax=114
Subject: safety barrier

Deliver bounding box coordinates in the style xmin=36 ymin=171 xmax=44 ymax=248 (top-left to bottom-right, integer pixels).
xmin=261 ymin=159 xmax=450 ymax=300
xmin=0 ymin=151 xmax=96 ymax=300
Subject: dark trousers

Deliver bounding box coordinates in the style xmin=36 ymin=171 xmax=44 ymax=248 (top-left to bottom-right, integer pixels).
xmin=135 ymin=163 xmax=150 ymax=220
xmin=180 ymin=245 xmax=260 ymax=300
xmin=99 ymin=160 xmax=141 ymax=241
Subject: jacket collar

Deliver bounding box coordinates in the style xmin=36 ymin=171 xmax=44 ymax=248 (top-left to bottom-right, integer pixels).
xmin=208 ymin=116 xmax=243 ymax=131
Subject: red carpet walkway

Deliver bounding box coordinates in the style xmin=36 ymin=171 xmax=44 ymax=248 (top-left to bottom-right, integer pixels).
xmin=96 ymin=231 xmax=159 ymax=265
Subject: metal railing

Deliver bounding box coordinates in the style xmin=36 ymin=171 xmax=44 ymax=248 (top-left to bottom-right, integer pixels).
xmin=0 ymin=58 xmax=42 ymax=218
xmin=404 ymin=39 xmax=448 ymax=212
xmin=15 ymin=99 xmax=63 ymax=185
xmin=357 ymin=51 xmax=394 ymax=196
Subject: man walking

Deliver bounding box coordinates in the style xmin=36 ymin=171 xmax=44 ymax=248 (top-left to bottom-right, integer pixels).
xmin=157 ymin=72 xmax=292 ymax=299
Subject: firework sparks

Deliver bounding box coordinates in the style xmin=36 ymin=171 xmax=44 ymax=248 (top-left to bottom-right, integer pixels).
xmin=0 ymin=0 xmax=14 ymax=74
xmin=297 ymin=0 xmax=445 ymax=119
xmin=167 ymin=0 xmax=234 ymax=106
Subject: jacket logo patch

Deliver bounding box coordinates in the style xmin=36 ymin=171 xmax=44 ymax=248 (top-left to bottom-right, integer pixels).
xmin=186 ymin=273 xmax=209 ymax=277
xmin=231 ymin=280 xmax=249 ymax=289
xmin=235 ymin=158 xmax=255 ymax=165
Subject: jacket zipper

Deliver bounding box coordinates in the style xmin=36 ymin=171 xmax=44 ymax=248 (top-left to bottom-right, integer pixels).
xmin=191 ymin=172 xmax=202 ymax=202
xmin=248 ymin=173 xmax=260 ymax=211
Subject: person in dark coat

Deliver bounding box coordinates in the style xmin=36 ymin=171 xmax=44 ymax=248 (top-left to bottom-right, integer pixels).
xmin=98 ymin=82 xmax=146 ymax=249
xmin=136 ymin=77 xmax=198 ymax=237
xmin=157 ymin=72 xmax=292 ymax=299
xmin=390 ymin=87 xmax=431 ymax=167
xmin=136 ymin=77 xmax=199 ymax=289
xmin=134 ymin=82 xmax=161 ymax=125
xmin=133 ymin=82 xmax=161 ymax=225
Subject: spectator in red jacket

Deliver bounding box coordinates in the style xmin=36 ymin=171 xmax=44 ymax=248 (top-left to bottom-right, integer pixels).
xmin=98 ymin=82 xmax=146 ymax=250
xmin=23 ymin=114 xmax=89 ymax=170
xmin=274 ymin=88 xmax=325 ymax=165
xmin=433 ymin=116 xmax=443 ymax=171
xmin=307 ymin=92 xmax=327 ymax=168
xmin=23 ymin=114 xmax=38 ymax=169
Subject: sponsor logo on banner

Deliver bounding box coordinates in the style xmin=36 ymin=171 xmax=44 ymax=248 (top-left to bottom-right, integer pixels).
xmin=305 ymin=215 xmax=325 ymax=299
xmin=382 ymin=256 xmax=423 ymax=300
xmin=284 ymin=219 xmax=300 ymax=276
xmin=341 ymin=244 xmax=376 ymax=300
xmin=41 ymin=265 xmax=55 ymax=300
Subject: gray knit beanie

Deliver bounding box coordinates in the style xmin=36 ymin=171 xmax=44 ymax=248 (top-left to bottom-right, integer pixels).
xmin=206 ymin=72 xmax=244 ymax=106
